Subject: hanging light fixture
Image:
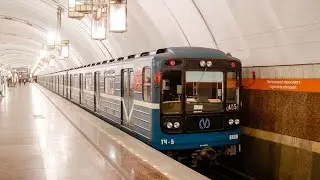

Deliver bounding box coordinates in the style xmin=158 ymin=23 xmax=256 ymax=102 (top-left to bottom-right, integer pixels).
xmin=61 ymin=40 xmax=70 ymax=58
xmin=43 ymin=61 xmax=48 ymax=69
xmin=67 ymin=0 xmax=129 ymax=34
xmin=68 ymin=0 xmax=85 ymax=19
xmin=49 ymin=57 xmax=55 ymax=67
xmin=40 ymin=50 xmax=48 ymax=59
xmin=46 ymin=32 xmax=56 ymax=47
xmin=109 ymin=0 xmax=127 ymax=33
xmin=91 ymin=0 xmax=107 ymax=39
xmin=75 ymin=0 xmax=92 ymax=14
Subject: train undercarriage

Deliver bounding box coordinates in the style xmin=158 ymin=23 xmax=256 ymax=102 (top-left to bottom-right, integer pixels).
xmin=163 ymin=144 xmax=241 ymax=168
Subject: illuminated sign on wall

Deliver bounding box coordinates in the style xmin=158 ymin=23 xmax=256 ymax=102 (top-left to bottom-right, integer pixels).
xmin=243 ymin=78 xmax=320 ymax=93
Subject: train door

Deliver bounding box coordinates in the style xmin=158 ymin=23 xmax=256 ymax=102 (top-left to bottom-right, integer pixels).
xmin=121 ymin=69 xmax=134 ymax=128
xmin=57 ymin=76 xmax=59 ymax=93
xmin=68 ymin=74 xmax=72 ymax=99
xmin=54 ymin=76 xmax=56 ymax=92
xmin=94 ymin=71 xmax=100 ymax=112
xmin=55 ymin=76 xmax=57 ymax=93
xmin=62 ymin=75 xmax=64 ymax=96
xmin=80 ymin=73 xmax=83 ymax=104
xmin=53 ymin=76 xmax=55 ymax=92
xmin=49 ymin=77 xmax=51 ymax=90
xmin=65 ymin=73 xmax=68 ymax=98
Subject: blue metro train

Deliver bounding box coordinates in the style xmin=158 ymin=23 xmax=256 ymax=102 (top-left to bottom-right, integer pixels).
xmin=38 ymin=47 xmax=242 ymax=161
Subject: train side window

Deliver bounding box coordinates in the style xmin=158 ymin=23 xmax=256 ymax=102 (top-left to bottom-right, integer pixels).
xmin=70 ymin=75 xmax=74 ymax=88
xmin=85 ymin=77 xmax=92 ymax=91
xmin=104 ymin=71 xmax=115 ymax=95
xmin=142 ymin=67 xmax=151 ymax=102
xmin=133 ymin=71 xmax=142 ymax=92
xmin=84 ymin=73 xmax=93 ymax=91
xmin=74 ymin=74 xmax=79 ymax=88
xmin=99 ymin=75 xmax=105 ymax=92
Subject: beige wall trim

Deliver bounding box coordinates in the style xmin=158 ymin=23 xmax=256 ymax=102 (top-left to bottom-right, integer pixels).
xmin=241 ymin=126 xmax=320 ymax=154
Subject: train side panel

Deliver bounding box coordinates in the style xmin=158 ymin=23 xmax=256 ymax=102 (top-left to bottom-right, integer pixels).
xmin=83 ymin=58 xmax=155 ymax=143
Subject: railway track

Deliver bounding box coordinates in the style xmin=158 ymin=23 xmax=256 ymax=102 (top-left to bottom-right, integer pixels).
xmin=211 ymin=163 xmax=258 ymax=180
xmin=192 ymin=161 xmax=258 ymax=180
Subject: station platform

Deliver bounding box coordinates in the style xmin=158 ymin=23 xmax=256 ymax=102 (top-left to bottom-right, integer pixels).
xmin=0 ymin=83 xmax=208 ymax=180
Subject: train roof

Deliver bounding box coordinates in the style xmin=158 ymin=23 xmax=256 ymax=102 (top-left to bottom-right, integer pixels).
xmin=40 ymin=47 xmax=239 ymax=76
xmin=161 ymin=47 xmax=234 ymax=60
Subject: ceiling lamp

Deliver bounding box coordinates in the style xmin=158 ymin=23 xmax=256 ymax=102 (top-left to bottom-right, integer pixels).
xmin=91 ymin=1 xmax=108 ymax=40
xmin=46 ymin=32 xmax=55 ymax=47
xmin=68 ymin=0 xmax=86 ymax=19
xmin=75 ymin=0 xmax=92 ymax=14
xmin=40 ymin=50 xmax=48 ymax=59
xmin=68 ymin=0 xmax=128 ymax=38
xmin=60 ymin=40 xmax=70 ymax=58
xmin=49 ymin=58 xmax=55 ymax=67
xmin=109 ymin=0 xmax=127 ymax=33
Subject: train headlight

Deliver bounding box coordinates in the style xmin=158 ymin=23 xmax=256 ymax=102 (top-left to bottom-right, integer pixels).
xmin=228 ymin=119 xmax=234 ymax=125
xmin=166 ymin=122 xmax=173 ymax=129
xmin=206 ymin=61 xmax=212 ymax=67
xmin=200 ymin=60 xmax=206 ymax=67
xmin=235 ymin=119 xmax=240 ymax=125
xmin=173 ymin=122 xmax=180 ymax=129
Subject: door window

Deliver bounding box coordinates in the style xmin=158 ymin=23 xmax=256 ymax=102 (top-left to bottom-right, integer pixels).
xmin=142 ymin=67 xmax=151 ymax=102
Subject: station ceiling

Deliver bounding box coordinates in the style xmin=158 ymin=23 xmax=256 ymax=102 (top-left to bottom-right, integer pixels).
xmin=0 ymin=0 xmax=319 ymax=74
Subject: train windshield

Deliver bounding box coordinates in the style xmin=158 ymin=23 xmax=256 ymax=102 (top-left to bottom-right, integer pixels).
xmin=185 ymin=71 xmax=224 ymax=113
xmin=161 ymin=70 xmax=183 ymax=114
xmin=160 ymin=69 xmax=240 ymax=114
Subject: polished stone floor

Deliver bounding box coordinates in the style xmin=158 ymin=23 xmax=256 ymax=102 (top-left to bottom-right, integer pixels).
xmin=0 ymin=83 xmax=208 ymax=180
xmin=0 ymin=84 xmax=125 ymax=180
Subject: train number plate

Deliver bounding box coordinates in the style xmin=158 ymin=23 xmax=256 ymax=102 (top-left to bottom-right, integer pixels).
xmin=161 ymin=139 xmax=175 ymax=145
xmin=229 ymin=134 xmax=239 ymax=140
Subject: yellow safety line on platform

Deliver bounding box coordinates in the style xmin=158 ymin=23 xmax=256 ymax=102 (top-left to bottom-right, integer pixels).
xmin=241 ymin=126 xmax=320 ymax=154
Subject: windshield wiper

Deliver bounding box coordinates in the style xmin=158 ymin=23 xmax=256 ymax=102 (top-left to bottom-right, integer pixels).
xmin=195 ymin=67 xmax=207 ymax=100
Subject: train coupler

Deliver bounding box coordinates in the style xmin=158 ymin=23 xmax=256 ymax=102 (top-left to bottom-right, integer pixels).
xmin=191 ymin=146 xmax=217 ymax=167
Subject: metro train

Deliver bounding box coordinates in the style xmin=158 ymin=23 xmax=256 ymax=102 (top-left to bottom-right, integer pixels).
xmin=37 ymin=47 xmax=242 ymax=162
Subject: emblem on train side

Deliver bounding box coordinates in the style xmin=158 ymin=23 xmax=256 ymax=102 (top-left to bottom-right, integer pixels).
xmin=199 ymin=118 xmax=211 ymax=129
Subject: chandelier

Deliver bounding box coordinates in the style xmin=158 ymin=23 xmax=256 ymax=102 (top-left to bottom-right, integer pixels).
xmin=68 ymin=0 xmax=127 ymax=39
xmin=31 ymin=7 xmax=70 ymax=75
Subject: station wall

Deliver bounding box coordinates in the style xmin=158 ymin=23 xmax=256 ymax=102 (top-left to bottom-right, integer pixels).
xmin=239 ymin=64 xmax=320 ymax=179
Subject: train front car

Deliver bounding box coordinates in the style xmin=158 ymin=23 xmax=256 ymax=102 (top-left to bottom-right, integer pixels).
xmin=151 ymin=47 xmax=241 ymax=162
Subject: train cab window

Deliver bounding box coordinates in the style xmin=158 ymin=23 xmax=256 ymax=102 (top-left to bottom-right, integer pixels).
xmin=161 ymin=70 xmax=182 ymax=114
xmin=226 ymin=72 xmax=240 ymax=111
xmin=185 ymin=71 xmax=224 ymax=113
xmin=142 ymin=67 xmax=151 ymax=102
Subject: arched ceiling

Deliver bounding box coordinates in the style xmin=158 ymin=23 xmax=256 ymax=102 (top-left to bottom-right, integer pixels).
xmin=0 ymin=0 xmax=320 ymax=75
